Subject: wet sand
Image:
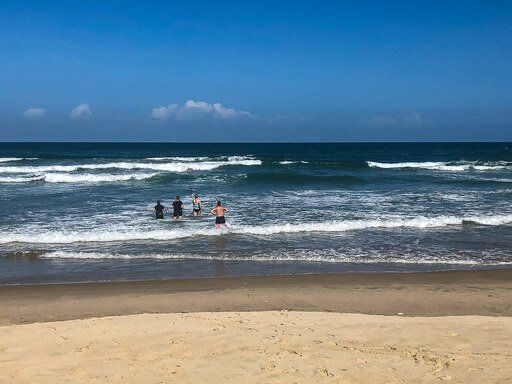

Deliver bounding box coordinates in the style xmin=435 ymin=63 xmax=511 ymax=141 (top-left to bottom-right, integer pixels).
xmin=1 ymin=269 xmax=511 ymax=325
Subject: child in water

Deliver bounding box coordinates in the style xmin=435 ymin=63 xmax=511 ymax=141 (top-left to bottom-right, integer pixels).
xmin=210 ymin=200 xmax=229 ymax=228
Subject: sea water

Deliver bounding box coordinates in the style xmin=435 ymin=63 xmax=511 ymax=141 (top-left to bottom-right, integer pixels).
xmin=0 ymin=142 xmax=511 ymax=283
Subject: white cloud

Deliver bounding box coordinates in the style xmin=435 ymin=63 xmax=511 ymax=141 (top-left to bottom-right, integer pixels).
xmin=150 ymin=104 xmax=179 ymax=120
xmin=150 ymin=100 xmax=254 ymax=121
xmin=23 ymin=108 xmax=47 ymax=119
xmin=70 ymin=103 xmax=92 ymax=118
xmin=360 ymin=112 xmax=423 ymax=128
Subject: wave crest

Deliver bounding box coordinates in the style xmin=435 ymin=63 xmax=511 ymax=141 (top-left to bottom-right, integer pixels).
xmin=367 ymin=161 xmax=510 ymax=171
xmin=0 ymin=157 xmax=261 ymax=175
xmin=0 ymin=157 xmax=38 ymax=163
xmin=0 ymin=173 xmax=158 ymax=183
xmin=2 ymin=214 xmax=511 ymax=244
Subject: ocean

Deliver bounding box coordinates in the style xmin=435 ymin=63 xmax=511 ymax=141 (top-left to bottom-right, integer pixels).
xmin=1 ymin=142 xmax=511 ymax=284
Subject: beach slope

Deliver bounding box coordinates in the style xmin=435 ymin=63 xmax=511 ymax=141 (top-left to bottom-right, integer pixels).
xmin=1 ymin=270 xmax=511 ymax=383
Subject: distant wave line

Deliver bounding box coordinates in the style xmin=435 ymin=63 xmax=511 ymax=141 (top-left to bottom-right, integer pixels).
xmin=0 ymin=157 xmax=38 ymax=163
xmin=0 ymin=158 xmax=262 ymax=174
xmin=0 ymin=172 xmax=159 ymax=183
xmin=367 ymin=161 xmax=511 ymax=171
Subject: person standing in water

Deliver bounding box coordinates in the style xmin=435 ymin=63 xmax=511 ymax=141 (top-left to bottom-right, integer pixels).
xmin=192 ymin=193 xmax=202 ymax=216
xmin=154 ymin=200 xmax=166 ymax=219
xmin=172 ymin=195 xmax=184 ymax=220
xmin=210 ymin=200 xmax=229 ymax=228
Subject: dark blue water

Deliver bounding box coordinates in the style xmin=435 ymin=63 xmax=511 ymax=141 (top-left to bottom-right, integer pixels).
xmin=1 ymin=142 xmax=511 ymax=284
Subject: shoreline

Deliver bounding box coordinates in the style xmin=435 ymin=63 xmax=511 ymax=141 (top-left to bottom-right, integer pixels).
xmin=3 ymin=266 xmax=512 ymax=287
xmin=2 ymin=269 xmax=511 ymax=325
xmin=2 ymin=264 xmax=512 ymax=287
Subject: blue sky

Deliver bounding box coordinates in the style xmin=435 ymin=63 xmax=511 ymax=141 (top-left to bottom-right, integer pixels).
xmin=0 ymin=1 xmax=511 ymax=141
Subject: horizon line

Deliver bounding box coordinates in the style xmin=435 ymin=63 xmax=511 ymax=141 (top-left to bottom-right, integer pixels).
xmin=0 ymin=140 xmax=511 ymax=144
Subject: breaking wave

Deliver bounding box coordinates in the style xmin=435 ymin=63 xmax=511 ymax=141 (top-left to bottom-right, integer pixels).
xmin=367 ymin=161 xmax=511 ymax=171
xmin=145 ymin=156 xmax=210 ymax=161
xmin=0 ymin=173 xmax=158 ymax=183
xmin=44 ymin=173 xmax=158 ymax=183
xmin=231 ymin=214 xmax=512 ymax=235
xmin=0 ymin=157 xmax=38 ymax=163
xmin=2 ymin=214 xmax=511 ymax=244
xmin=277 ymin=160 xmax=309 ymax=165
xmin=0 ymin=155 xmax=262 ymax=183
xmin=0 ymin=175 xmax=44 ymax=183
xmin=0 ymin=158 xmax=261 ymax=174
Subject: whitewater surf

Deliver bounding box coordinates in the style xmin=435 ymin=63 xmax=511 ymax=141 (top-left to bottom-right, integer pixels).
xmin=1 ymin=142 xmax=511 ymax=284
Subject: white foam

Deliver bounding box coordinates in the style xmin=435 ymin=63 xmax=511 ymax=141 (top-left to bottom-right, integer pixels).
xmin=483 ymin=178 xmax=512 ymax=183
xmin=0 ymin=158 xmax=262 ymax=174
xmin=0 ymin=172 xmax=157 ymax=183
xmin=0 ymin=157 xmax=39 ymax=163
xmin=0 ymin=175 xmax=44 ymax=183
xmin=231 ymin=215 xmax=512 ymax=235
xmin=227 ymin=155 xmax=255 ymax=161
xmin=367 ymin=161 xmax=509 ymax=171
xmin=43 ymin=172 xmax=158 ymax=183
xmin=146 ymin=156 xmax=210 ymax=161
xmin=0 ymin=227 xmax=221 ymax=244
xmin=41 ymin=251 xmax=174 ymax=260
xmin=38 ymin=250 xmax=512 ymax=266
xmin=0 ymin=164 xmax=83 ymax=173
xmin=2 ymin=214 xmax=511 ymax=244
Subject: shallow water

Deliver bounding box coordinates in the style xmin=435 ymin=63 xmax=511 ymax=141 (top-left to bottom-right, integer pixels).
xmin=1 ymin=142 xmax=511 ymax=284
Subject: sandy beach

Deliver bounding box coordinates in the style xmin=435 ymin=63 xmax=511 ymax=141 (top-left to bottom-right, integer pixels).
xmin=1 ymin=270 xmax=512 ymax=383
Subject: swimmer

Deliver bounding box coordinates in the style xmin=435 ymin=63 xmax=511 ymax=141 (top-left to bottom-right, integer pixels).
xmin=192 ymin=193 xmax=202 ymax=216
xmin=210 ymin=200 xmax=229 ymax=229
xmin=172 ymin=195 xmax=184 ymax=220
xmin=154 ymin=200 xmax=166 ymax=219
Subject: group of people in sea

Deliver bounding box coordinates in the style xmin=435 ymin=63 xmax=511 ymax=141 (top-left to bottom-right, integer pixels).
xmin=154 ymin=194 xmax=229 ymax=228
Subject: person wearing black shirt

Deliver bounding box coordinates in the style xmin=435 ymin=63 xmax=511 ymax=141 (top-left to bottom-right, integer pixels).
xmin=172 ymin=195 xmax=184 ymax=220
xmin=154 ymin=200 xmax=165 ymax=219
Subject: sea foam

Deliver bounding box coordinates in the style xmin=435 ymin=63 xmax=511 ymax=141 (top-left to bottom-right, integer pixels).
xmin=0 ymin=157 xmax=261 ymax=175
xmin=0 ymin=157 xmax=38 ymax=163
xmin=367 ymin=161 xmax=510 ymax=171
xmin=43 ymin=173 xmax=158 ymax=183
xmin=38 ymin=250 xmax=512 ymax=266
xmin=2 ymin=214 xmax=511 ymax=244
xmin=0 ymin=173 xmax=158 ymax=183
xmin=145 ymin=156 xmax=210 ymax=161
